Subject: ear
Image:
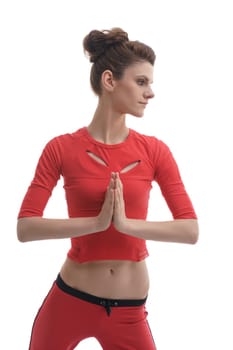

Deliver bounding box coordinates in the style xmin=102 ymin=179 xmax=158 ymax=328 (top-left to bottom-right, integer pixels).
xmin=101 ymin=70 xmax=116 ymax=92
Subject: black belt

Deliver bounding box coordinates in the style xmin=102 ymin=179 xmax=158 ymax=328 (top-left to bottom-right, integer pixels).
xmin=56 ymin=273 xmax=147 ymax=316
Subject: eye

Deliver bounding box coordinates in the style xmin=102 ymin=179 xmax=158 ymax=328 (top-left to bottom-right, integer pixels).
xmin=137 ymin=79 xmax=145 ymax=86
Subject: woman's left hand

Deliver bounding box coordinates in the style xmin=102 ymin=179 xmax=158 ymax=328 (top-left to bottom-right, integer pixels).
xmin=112 ymin=172 xmax=128 ymax=232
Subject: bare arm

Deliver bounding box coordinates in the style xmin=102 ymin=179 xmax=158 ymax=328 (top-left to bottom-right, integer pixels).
xmin=115 ymin=217 xmax=199 ymax=244
xmin=17 ymin=216 xmax=99 ymax=242
xmin=17 ymin=176 xmax=115 ymax=242
xmin=113 ymin=173 xmax=199 ymax=244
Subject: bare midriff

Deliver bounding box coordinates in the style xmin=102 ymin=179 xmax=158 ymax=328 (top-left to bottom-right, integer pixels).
xmin=60 ymin=257 xmax=150 ymax=299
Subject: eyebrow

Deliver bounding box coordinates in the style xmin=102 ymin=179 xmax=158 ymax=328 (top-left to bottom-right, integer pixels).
xmin=135 ymin=75 xmax=153 ymax=84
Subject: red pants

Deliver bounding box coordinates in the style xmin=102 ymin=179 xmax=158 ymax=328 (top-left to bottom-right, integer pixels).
xmin=29 ymin=274 xmax=156 ymax=350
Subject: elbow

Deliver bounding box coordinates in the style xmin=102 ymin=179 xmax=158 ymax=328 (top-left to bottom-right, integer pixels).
xmin=17 ymin=218 xmax=32 ymax=242
xmin=187 ymin=219 xmax=199 ymax=244
xmin=189 ymin=231 xmax=199 ymax=245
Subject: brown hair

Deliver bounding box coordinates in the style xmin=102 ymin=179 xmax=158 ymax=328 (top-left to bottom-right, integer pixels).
xmin=83 ymin=28 xmax=156 ymax=95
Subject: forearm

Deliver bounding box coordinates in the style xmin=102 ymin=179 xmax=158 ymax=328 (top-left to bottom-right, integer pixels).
xmin=17 ymin=216 xmax=101 ymax=242
xmin=17 ymin=176 xmax=115 ymax=243
xmin=120 ymin=218 xmax=199 ymax=244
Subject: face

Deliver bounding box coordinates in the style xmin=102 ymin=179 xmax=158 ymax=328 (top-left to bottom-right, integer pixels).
xmin=111 ymin=61 xmax=154 ymax=117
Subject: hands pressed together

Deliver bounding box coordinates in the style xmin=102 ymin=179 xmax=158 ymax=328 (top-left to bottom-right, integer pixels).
xmin=97 ymin=172 xmax=127 ymax=233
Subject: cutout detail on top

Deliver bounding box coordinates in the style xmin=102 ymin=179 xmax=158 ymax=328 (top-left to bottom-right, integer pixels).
xmin=86 ymin=150 xmax=108 ymax=167
xmin=86 ymin=151 xmax=140 ymax=173
xmin=120 ymin=160 xmax=141 ymax=173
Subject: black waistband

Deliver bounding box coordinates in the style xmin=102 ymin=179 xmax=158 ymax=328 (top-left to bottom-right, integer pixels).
xmin=56 ymin=273 xmax=147 ymax=309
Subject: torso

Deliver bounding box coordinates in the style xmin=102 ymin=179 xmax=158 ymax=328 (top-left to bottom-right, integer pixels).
xmin=52 ymin=128 xmax=152 ymax=299
xmin=60 ymin=257 xmax=150 ymax=299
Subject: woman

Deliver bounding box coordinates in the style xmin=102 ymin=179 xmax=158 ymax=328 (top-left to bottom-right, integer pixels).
xmin=17 ymin=27 xmax=199 ymax=350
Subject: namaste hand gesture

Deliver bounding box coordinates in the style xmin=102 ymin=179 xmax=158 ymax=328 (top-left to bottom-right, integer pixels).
xmin=97 ymin=172 xmax=127 ymax=232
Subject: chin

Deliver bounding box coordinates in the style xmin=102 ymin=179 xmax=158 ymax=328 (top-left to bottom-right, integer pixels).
xmin=129 ymin=110 xmax=145 ymax=118
xmin=133 ymin=111 xmax=145 ymax=118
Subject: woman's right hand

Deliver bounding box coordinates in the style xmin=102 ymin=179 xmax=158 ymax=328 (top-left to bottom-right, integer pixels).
xmin=97 ymin=173 xmax=115 ymax=231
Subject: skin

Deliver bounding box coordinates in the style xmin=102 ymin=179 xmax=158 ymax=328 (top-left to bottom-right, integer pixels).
xmin=17 ymin=61 xmax=199 ymax=299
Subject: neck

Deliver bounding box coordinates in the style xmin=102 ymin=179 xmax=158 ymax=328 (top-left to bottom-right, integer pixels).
xmin=87 ymin=101 xmax=129 ymax=144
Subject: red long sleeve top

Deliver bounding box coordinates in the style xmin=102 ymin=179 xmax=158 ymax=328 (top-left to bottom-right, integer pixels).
xmin=18 ymin=127 xmax=197 ymax=263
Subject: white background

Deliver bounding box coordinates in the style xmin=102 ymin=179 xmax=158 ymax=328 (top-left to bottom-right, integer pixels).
xmin=1 ymin=0 xmax=232 ymax=349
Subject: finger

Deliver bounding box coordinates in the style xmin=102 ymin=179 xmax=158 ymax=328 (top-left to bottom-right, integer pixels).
xmin=115 ymin=186 xmax=123 ymax=209
xmin=103 ymin=191 xmax=114 ymax=220
xmin=115 ymin=172 xmax=123 ymax=189
xmin=108 ymin=174 xmax=115 ymax=190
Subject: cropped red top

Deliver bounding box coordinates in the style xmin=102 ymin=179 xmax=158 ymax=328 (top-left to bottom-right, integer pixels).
xmin=18 ymin=127 xmax=197 ymax=263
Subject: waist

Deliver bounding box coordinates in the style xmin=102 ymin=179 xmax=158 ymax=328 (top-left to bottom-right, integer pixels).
xmin=60 ymin=257 xmax=150 ymax=299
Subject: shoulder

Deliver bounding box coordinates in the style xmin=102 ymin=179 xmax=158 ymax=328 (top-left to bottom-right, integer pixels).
xmin=130 ymin=128 xmax=170 ymax=155
xmin=45 ymin=127 xmax=86 ymax=148
xmin=38 ymin=128 xmax=86 ymax=166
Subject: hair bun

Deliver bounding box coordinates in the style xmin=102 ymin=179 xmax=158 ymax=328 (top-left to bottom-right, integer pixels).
xmin=83 ymin=27 xmax=129 ymax=63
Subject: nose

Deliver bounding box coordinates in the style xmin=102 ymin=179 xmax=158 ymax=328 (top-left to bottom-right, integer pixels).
xmin=144 ymin=86 xmax=154 ymax=99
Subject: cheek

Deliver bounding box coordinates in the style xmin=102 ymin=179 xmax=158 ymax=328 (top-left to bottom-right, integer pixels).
xmin=122 ymin=90 xmax=138 ymax=107
xmin=113 ymin=85 xmax=138 ymax=112
xmin=113 ymin=94 xmax=131 ymax=112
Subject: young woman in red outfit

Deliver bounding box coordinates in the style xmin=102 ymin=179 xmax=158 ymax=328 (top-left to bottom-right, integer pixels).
xmin=17 ymin=28 xmax=199 ymax=350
